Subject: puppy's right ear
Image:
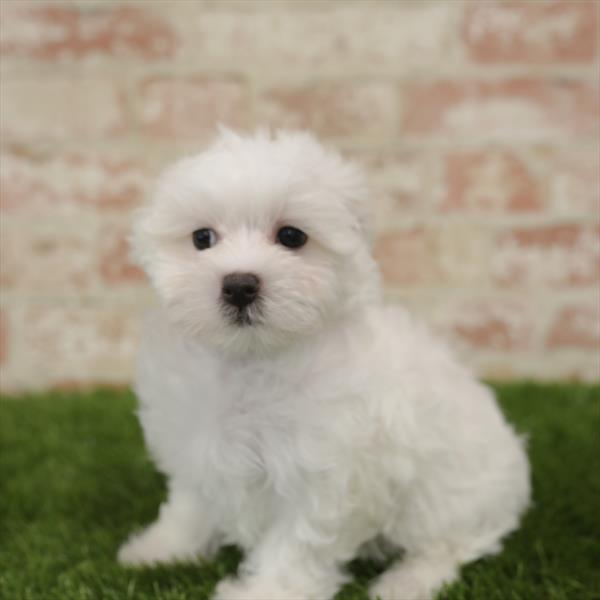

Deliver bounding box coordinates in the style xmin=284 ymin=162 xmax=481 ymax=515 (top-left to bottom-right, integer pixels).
xmin=128 ymin=204 xmax=155 ymax=274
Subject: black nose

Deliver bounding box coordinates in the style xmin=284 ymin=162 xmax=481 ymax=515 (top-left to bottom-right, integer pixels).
xmin=222 ymin=273 xmax=260 ymax=309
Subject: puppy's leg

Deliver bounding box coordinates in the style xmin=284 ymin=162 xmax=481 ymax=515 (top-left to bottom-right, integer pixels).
xmin=369 ymin=553 xmax=459 ymax=600
xmin=118 ymin=486 xmax=218 ymax=566
xmin=213 ymin=524 xmax=357 ymax=600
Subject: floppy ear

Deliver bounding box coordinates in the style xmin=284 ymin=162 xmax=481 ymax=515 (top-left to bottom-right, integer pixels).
xmin=343 ymin=164 xmax=375 ymax=249
xmin=127 ymin=151 xmax=210 ymax=274
xmin=128 ymin=165 xmax=172 ymax=274
xmin=127 ymin=160 xmax=188 ymax=275
xmin=271 ymin=129 xmax=375 ymax=245
xmin=323 ymin=153 xmax=375 ymax=249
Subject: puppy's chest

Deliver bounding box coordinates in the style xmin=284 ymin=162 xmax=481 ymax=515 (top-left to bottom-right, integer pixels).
xmin=217 ymin=374 xmax=303 ymax=465
xmin=177 ymin=359 xmax=361 ymax=495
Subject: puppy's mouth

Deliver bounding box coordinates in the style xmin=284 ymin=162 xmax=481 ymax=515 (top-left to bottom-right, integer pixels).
xmin=234 ymin=308 xmax=253 ymax=326
xmin=222 ymin=303 xmax=262 ymax=327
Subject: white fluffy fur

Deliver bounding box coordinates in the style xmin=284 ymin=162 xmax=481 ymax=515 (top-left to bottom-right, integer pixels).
xmin=119 ymin=129 xmax=530 ymax=600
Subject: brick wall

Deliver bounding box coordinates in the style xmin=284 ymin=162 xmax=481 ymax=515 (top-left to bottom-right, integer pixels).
xmin=0 ymin=0 xmax=598 ymax=391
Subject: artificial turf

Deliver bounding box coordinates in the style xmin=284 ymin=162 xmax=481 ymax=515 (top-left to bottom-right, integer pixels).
xmin=1 ymin=383 xmax=599 ymax=600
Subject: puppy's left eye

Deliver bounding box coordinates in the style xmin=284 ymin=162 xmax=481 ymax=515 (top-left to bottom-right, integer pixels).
xmin=192 ymin=228 xmax=217 ymax=250
xmin=276 ymin=226 xmax=308 ymax=249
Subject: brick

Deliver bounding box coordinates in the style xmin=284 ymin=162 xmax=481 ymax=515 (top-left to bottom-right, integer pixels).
xmin=177 ymin=4 xmax=456 ymax=71
xmin=0 ymin=147 xmax=152 ymax=216
xmin=0 ymin=220 xmax=149 ymax=293
xmin=492 ymin=225 xmax=600 ymax=287
xmin=542 ymin=146 xmax=600 ymax=216
xmin=463 ymin=1 xmax=598 ymax=64
xmin=258 ymin=81 xmax=397 ymax=139
xmin=438 ymin=150 xmax=542 ymax=212
xmin=344 ymin=149 xmax=433 ymax=224
xmin=374 ymin=225 xmax=489 ymax=287
xmin=0 ymin=309 xmax=7 ymax=366
xmin=352 ymin=149 xmax=432 ymax=211
xmin=98 ymin=225 xmax=145 ymax=286
xmin=547 ymin=303 xmax=600 ymax=349
xmin=436 ymin=298 xmax=533 ymax=351
xmin=22 ymin=304 xmax=138 ymax=385
xmin=402 ymin=79 xmax=599 ymax=141
xmin=0 ymin=79 xmax=126 ymax=142
xmin=0 ymin=226 xmax=99 ymax=294
xmin=436 ymin=225 xmax=490 ymax=286
xmin=137 ymin=76 xmax=249 ymax=138
xmin=374 ymin=228 xmax=437 ymax=286
xmin=0 ymin=3 xmax=177 ymax=61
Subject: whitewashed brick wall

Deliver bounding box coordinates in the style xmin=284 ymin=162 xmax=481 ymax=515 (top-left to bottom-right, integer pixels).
xmin=1 ymin=0 xmax=598 ymax=391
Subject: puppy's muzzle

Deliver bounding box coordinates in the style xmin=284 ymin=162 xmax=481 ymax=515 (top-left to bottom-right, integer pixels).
xmin=222 ymin=273 xmax=260 ymax=309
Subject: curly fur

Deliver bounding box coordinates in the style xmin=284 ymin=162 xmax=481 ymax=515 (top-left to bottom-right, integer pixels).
xmin=119 ymin=129 xmax=530 ymax=600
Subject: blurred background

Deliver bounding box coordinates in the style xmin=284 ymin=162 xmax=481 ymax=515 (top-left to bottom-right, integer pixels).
xmin=0 ymin=0 xmax=598 ymax=392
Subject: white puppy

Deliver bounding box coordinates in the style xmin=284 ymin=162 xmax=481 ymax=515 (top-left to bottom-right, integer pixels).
xmin=119 ymin=129 xmax=530 ymax=600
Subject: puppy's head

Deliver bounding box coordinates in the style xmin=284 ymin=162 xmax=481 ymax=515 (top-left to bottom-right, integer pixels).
xmin=132 ymin=129 xmax=379 ymax=355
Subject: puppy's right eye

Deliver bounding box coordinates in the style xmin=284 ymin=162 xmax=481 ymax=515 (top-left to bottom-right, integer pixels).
xmin=192 ymin=228 xmax=217 ymax=250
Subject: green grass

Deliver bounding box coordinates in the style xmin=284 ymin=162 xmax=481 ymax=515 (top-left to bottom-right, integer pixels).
xmin=1 ymin=383 xmax=599 ymax=600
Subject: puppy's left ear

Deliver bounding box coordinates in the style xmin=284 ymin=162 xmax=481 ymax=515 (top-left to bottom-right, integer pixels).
xmin=337 ymin=160 xmax=375 ymax=249
xmin=349 ymin=192 xmax=375 ymax=249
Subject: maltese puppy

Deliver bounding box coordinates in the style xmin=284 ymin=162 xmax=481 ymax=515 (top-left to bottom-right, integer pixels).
xmin=118 ymin=129 xmax=530 ymax=600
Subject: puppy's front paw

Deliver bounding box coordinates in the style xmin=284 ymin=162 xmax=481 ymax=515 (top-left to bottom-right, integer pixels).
xmin=213 ymin=578 xmax=254 ymax=600
xmin=118 ymin=526 xmax=199 ymax=567
xmin=369 ymin=557 xmax=456 ymax=600
xmin=213 ymin=577 xmax=299 ymax=600
xmin=370 ymin=576 xmax=426 ymax=600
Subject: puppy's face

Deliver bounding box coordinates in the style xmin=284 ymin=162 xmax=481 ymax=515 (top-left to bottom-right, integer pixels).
xmin=133 ymin=131 xmax=377 ymax=354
